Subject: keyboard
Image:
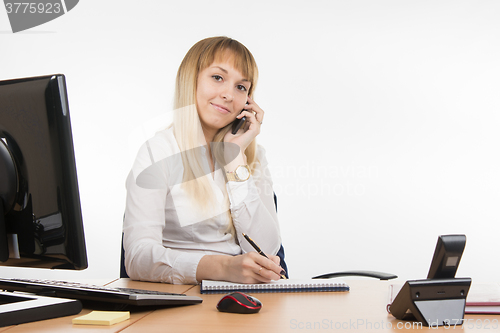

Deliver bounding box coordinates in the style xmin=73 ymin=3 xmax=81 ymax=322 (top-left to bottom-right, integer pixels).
xmin=0 ymin=278 xmax=202 ymax=308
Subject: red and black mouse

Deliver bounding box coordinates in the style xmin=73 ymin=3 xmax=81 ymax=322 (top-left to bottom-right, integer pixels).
xmin=216 ymin=292 xmax=262 ymax=314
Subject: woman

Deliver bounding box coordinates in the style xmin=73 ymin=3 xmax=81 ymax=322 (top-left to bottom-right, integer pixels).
xmin=123 ymin=36 xmax=285 ymax=284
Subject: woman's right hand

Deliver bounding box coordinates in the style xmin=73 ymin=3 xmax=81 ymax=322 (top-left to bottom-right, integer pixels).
xmin=196 ymin=252 xmax=283 ymax=284
xmin=224 ymin=252 xmax=283 ymax=284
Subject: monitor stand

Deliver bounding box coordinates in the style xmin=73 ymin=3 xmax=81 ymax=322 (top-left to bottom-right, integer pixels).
xmin=1 ymin=165 xmax=82 ymax=326
xmin=0 ymin=290 xmax=82 ymax=327
xmin=0 ymin=200 xmax=9 ymax=262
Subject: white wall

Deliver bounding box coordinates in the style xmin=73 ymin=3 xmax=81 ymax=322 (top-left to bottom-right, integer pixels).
xmin=1 ymin=0 xmax=499 ymax=283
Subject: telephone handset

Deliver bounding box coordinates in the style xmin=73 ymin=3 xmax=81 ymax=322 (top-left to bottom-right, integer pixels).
xmin=231 ymin=104 xmax=248 ymax=135
xmin=231 ymin=113 xmax=246 ymax=134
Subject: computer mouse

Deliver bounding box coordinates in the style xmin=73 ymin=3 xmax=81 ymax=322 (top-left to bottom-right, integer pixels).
xmin=216 ymin=292 xmax=262 ymax=314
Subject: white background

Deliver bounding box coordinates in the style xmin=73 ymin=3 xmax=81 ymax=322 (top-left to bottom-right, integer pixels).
xmin=1 ymin=0 xmax=499 ymax=284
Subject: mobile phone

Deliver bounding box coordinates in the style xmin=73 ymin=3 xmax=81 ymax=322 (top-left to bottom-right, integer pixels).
xmin=231 ymin=110 xmax=247 ymax=135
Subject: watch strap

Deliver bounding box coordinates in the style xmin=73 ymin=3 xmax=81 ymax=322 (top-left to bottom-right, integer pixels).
xmin=226 ymin=171 xmax=238 ymax=182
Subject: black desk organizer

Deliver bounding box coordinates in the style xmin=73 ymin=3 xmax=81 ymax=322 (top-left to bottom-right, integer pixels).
xmin=389 ymin=234 xmax=471 ymax=327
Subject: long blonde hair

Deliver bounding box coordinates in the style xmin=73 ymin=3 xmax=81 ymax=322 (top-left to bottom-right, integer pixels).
xmin=173 ymin=36 xmax=259 ymax=227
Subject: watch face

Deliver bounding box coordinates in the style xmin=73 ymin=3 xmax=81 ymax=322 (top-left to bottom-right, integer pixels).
xmin=236 ymin=165 xmax=250 ymax=181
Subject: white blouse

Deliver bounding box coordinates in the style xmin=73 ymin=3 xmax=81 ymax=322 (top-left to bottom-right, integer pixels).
xmin=123 ymin=127 xmax=282 ymax=284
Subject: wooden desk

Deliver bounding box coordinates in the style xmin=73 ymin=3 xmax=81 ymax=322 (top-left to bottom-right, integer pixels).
xmin=118 ymin=280 xmax=499 ymax=333
xmin=0 ymin=279 xmax=192 ymax=333
xmin=2 ymin=279 xmax=498 ymax=332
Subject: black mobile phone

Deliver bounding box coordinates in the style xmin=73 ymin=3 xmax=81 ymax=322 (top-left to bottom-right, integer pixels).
xmin=231 ymin=109 xmax=247 ymax=135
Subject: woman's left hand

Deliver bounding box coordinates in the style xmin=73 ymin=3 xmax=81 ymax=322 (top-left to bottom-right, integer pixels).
xmin=224 ymin=96 xmax=264 ymax=151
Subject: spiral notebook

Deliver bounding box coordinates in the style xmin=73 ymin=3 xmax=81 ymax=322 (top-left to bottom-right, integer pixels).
xmin=200 ymin=279 xmax=349 ymax=294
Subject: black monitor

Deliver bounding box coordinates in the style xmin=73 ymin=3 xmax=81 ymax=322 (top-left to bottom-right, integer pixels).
xmin=0 ymin=74 xmax=88 ymax=326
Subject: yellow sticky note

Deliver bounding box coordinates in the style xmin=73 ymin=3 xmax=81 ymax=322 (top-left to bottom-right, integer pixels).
xmin=72 ymin=311 xmax=130 ymax=326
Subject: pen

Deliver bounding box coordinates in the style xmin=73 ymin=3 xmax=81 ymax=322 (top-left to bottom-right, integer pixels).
xmin=242 ymin=233 xmax=288 ymax=279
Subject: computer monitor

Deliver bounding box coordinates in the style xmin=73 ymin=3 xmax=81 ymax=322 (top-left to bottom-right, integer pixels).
xmin=0 ymin=74 xmax=88 ymax=326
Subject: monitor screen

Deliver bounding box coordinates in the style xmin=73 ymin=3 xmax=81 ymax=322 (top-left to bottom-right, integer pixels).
xmin=0 ymin=74 xmax=87 ymax=271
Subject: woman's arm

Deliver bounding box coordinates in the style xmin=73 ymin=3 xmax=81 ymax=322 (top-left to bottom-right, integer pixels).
xmin=223 ymin=97 xmax=282 ymax=256
xmin=226 ymin=146 xmax=282 ymax=255
xmin=194 ymin=145 xmax=284 ymax=283
xmin=123 ymin=171 xmax=206 ymax=284
xmin=196 ymin=252 xmax=282 ymax=284
xmin=123 ymin=135 xmax=208 ymax=285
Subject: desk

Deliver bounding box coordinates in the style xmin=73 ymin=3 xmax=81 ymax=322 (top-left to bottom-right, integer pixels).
xmin=2 ymin=279 xmax=498 ymax=332
xmin=0 ymin=279 xmax=192 ymax=333
xmin=117 ymin=279 xmax=498 ymax=333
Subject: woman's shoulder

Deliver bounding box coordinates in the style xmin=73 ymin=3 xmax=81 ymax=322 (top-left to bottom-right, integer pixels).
xmin=150 ymin=126 xmax=177 ymax=146
xmin=131 ymin=127 xmax=178 ymax=172
xmin=143 ymin=127 xmax=179 ymax=156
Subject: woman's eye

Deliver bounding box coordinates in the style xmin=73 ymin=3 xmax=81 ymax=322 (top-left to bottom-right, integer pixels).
xmin=237 ymin=85 xmax=247 ymax=92
xmin=212 ymin=75 xmax=223 ymax=81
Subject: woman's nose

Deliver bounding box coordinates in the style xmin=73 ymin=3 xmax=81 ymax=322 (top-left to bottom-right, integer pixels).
xmin=220 ymin=85 xmax=233 ymax=102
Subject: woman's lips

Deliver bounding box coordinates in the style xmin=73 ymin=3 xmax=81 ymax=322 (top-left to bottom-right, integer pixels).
xmin=211 ymin=103 xmax=230 ymax=114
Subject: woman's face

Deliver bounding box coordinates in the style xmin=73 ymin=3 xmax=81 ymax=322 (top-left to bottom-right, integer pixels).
xmin=196 ymin=59 xmax=251 ymax=135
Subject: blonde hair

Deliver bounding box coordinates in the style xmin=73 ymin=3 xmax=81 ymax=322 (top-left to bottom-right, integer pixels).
xmin=173 ymin=36 xmax=259 ymax=231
